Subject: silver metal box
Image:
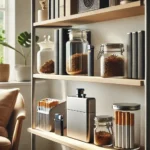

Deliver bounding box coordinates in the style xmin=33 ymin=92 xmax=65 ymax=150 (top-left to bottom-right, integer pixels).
xmin=67 ymin=96 xmax=96 ymax=142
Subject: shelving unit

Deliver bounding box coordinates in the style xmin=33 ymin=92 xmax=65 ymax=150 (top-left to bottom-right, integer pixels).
xmin=33 ymin=74 xmax=144 ymax=86
xmin=30 ymin=0 xmax=150 ymax=150
xmin=34 ymin=1 xmax=144 ymax=27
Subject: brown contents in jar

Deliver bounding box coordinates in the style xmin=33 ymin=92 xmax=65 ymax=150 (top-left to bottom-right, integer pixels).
xmin=40 ymin=60 xmax=54 ymax=73
xmin=66 ymin=53 xmax=87 ymax=75
xmin=94 ymin=131 xmax=112 ymax=146
xmin=103 ymin=55 xmax=124 ymax=77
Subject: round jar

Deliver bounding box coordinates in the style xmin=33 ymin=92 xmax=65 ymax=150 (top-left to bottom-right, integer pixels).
xmin=94 ymin=116 xmax=113 ymax=146
xmin=66 ymin=29 xmax=89 ymax=75
xmin=113 ymin=103 xmax=141 ymax=149
xmin=99 ymin=43 xmax=125 ymax=78
xmin=37 ymin=35 xmax=54 ymax=74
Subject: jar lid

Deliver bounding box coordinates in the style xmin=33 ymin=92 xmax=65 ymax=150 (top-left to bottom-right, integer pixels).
xmin=95 ymin=115 xmax=113 ymax=122
xmin=113 ymin=103 xmax=141 ymax=111
xmin=101 ymin=43 xmax=124 ymax=49
xmin=38 ymin=35 xmax=54 ymax=50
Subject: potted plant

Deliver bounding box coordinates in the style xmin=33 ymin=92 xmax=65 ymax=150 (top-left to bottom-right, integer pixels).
xmin=0 ymin=30 xmax=39 ymax=81
xmin=0 ymin=30 xmax=10 ymax=82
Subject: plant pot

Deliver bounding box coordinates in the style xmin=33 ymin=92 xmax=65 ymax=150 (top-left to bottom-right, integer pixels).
xmin=0 ymin=64 xmax=10 ymax=82
xmin=15 ymin=65 xmax=31 ymax=82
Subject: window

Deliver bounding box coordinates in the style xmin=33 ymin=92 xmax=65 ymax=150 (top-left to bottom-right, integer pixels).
xmin=0 ymin=0 xmax=6 ymax=61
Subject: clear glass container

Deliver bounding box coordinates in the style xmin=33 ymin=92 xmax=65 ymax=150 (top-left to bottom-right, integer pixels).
xmin=113 ymin=103 xmax=141 ymax=149
xmin=99 ymin=43 xmax=125 ymax=78
xmin=94 ymin=116 xmax=113 ymax=147
xmin=37 ymin=35 xmax=54 ymax=74
xmin=66 ymin=29 xmax=89 ymax=75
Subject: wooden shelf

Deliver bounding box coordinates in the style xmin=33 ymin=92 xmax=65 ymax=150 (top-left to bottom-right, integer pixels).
xmin=33 ymin=74 xmax=144 ymax=86
xmin=34 ymin=1 xmax=144 ymax=27
xmin=28 ymin=128 xmax=114 ymax=150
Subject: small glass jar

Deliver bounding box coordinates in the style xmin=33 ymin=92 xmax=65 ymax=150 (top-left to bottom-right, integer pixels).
xmin=99 ymin=43 xmax=125 ymax=78
xmin=66 ymin=29 xmax=89 ymax=75
xmin=37 ymin=35 xmax=54 ymax=74
xmin=113 ymin=103 xmax=141 ymax=149
xmin=94 ymin=116 xmax=113 ymax=147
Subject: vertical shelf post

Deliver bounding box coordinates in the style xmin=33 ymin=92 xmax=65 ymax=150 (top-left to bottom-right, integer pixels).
xmin=31 ymin=0 xmax=36 ymax=150
xmin=145 ymin=0 xmax=150 ymax=149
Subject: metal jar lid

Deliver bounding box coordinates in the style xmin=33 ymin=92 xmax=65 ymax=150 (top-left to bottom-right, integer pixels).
xmin=113 ymin=103 xmax=141 ymax=111
xmin=94 ymin=115 xmax=113 ymax=123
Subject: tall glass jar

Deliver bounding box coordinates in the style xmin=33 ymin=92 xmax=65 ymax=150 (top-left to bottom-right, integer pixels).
xmin=66 ymin=29 xmax=88 ymax=75
xmin=37 ymin=35 xmax=54 ymax=74
xmin=113 ymin=103 xmax=141 ymax=149
xmin=94 ymin=116 xmax=113 ymax=147
xmin=99 ymin=43 xmax=125 ymax=78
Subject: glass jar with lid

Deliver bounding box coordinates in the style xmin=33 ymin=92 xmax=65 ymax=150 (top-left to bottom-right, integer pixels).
xmin=113 ymin=103 xmax=141 ymax=149
xmin=37 ymin=35 xmax=54 ymax=74
xmin=94 ymin=116 xmax=113 ymax=147
xmin=99 ymin=43 xmax=125 ymax=78
xmin=66 ymin=29 xmax=89 ymax=75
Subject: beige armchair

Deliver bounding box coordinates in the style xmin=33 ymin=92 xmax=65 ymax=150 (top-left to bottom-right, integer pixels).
xmin=0 ymin=93 xmax=26 ymax=150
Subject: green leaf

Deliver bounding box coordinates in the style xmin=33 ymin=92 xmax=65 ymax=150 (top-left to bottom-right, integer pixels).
xmin=18 ymin=31 xmax=39 ymax=48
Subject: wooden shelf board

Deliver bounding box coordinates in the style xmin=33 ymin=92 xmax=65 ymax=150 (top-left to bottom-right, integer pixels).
xmin=33 ymin=74 xmax=144 ymax=86
xmin=34 ymin=1 xmax=144 ymax=27
xmin=28 ymin=128 xmax=114 ymax=150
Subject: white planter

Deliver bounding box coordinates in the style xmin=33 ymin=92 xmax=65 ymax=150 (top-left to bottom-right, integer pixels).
xmin=15 ymin=65 xmax=31 ymax=82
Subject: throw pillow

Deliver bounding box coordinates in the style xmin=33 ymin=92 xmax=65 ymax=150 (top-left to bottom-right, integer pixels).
xmin=0 ymin=126 xmax=8 ymax=138
xmin=0 ymin=88 xmax=19 ymax=128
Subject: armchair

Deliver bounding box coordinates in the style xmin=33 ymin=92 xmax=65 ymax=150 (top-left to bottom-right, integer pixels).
xmin=0 ymin=93 xmax=26 ymax=150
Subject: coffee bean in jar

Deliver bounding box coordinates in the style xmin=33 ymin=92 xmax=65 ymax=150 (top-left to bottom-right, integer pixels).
xmin=66 ymin=53 xmax=87 ymax=75
xmin=40 ymin=60 xmax=54 ymax=73
xmin=99 ymin=43 xmax=125 ymax=78
xmin=94 ymin=116 xmax=113 ymax=147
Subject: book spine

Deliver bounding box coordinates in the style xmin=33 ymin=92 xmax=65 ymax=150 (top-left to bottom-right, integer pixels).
xmin=59 ymin=0 xmax=65 ymax=17
xmin=132 ymin=32 xmax=138 ymax=79
xmin=87 ymin=31 xmax=91 ymax=45
xmin=138 ymin=30 xmax=145 ymax=79
xmin=65 ymin=0 xmax=78 ymax=16
xmin=59 ymin=29 xmax=69 ymax=75
xmin=51 ymin=0 xmax=55 ymax=19
xmin=127 ymin=32 xmax=132 ymax=79
xmin=48 ymin=0 xmax=51 ymax=19
xmin=55 ymin=0 xmax=59 ymax=18
xmin=54 ymin=29 xmax=59 ymax=75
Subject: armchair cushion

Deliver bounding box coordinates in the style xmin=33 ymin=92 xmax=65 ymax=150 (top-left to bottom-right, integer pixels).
xmin=0 ymin=89 xmax=19 ymax=128
xmin=0 ymin=136 xmax=11 ymax=150
xmin=0 ymin=127 xmax=8 ymax=138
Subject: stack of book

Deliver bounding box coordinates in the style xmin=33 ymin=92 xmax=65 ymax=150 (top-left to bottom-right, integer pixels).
xmin=127 ymin=31 xmax=145 ymax=79
xmin=48 ymin=0 xmax=78 ymax=19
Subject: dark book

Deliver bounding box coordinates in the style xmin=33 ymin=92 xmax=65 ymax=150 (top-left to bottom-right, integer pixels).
xmin=132 ymin=32 xmax=138 ymax=79
xmin=51 ymin=0 xmax=55 ymax=19
xmin=48 ymin=0 xmax=51 ymax=19
xmin=59 ymin=29 xmax=69 ymax=75
xmin=54 ymin=29 xmax=59 ymax=75
xmin=55 ymin=0 xmax=59 ymax=18
xmin=127 ymin=32 xmax=132 ymax=79
xmin=87 ymin=31 xmax=91 ymax=45
xmin=138 ymin=30 xmax=145 ymax=79
xmin=88 ymin=45 xmax=94 ymax=76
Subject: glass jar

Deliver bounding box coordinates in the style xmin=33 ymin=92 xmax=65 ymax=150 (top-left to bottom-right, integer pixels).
xmin=37 ymin=35 xmax=54 ymax=74
xmin=113 ymin=103 xmax=141 ymax=149
xmin=99 ymin=43 xmax=125 ymax=78
xmin=66 ymin=29 xmax=88 ymax=75
xmin=94 ymin=116 xmax=113 ymax=147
